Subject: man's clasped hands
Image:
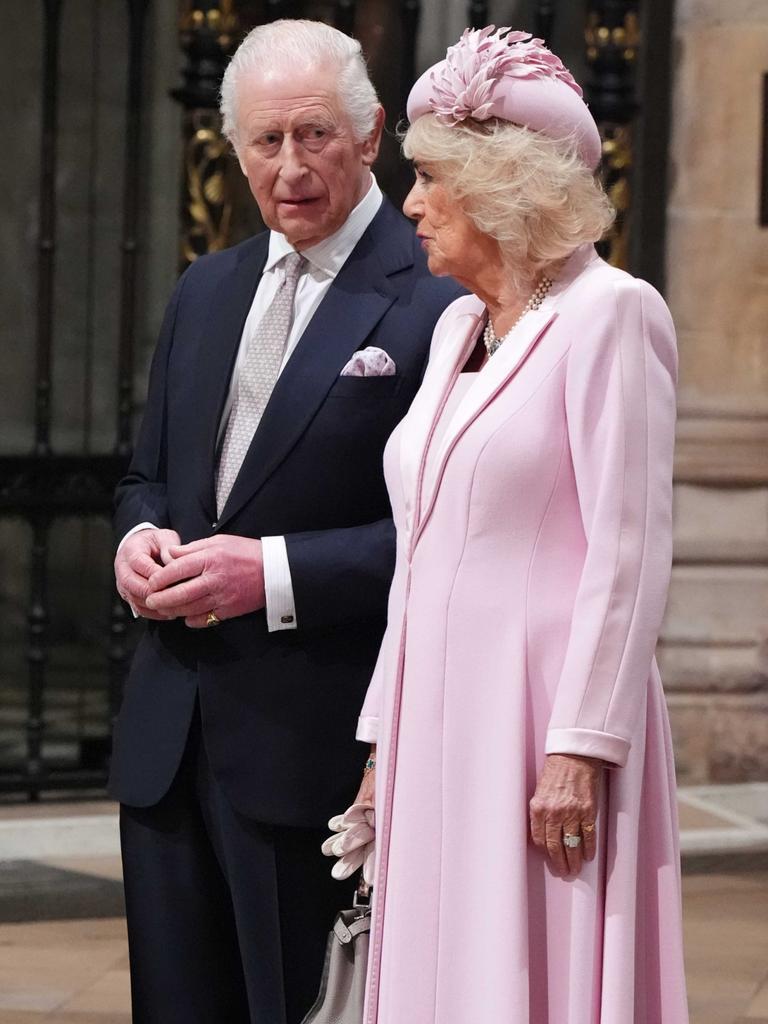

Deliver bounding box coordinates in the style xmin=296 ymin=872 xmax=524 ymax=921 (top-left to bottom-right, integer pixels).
xmin=114 ymin=528 xmax=266 ymax=628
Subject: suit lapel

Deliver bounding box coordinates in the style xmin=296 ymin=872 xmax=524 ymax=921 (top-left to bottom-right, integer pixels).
xmin=189 ymin=236 xmax=269 ymax=522
xmin=216 ymin=204 xmax=407 ymax=527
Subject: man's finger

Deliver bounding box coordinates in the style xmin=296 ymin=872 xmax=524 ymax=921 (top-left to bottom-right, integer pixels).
xmin=168 ymin=538 xmax=219 ymax=557
xmin=125 ymin=552 xmax=161 ymax=579
xmin=129 ymin=599 xmax=176 ymax=621
xmin=159 ymin=542 xmax=177 ymax=565
xmin=186 ymin=612 xmax=221 ymax=629
xmin=118 ymin=572 xmax=156 ymax=606
xmin=146 ymin=575 xmax=210 ymax=611
xmin=146 ymin=552 xmax=206 ymax=593
xmin=149 ymin=595 xmax=213 ymax=620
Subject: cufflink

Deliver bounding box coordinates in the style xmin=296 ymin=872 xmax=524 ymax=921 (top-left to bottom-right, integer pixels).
xmin=281 ymin=614 xmax=294 ymax=624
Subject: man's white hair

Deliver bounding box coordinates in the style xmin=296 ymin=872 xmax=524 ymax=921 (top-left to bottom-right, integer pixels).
xmin=220 ymin=19 xmax=380 ymax=149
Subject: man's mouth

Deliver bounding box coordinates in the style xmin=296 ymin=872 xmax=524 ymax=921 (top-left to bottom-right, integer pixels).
xmin=278 ymin=197 xmax=319 ymax=208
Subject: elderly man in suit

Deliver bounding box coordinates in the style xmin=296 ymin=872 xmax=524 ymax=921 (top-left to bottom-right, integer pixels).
xmin=110 ymin=18 xmax=462 ymax=1024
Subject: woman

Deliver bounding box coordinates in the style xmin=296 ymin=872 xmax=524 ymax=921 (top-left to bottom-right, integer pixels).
xmin=336 ymin=27 xmax=688 ymax=1024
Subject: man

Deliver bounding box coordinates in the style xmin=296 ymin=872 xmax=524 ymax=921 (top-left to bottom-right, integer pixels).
xmin=110 ymin=18 xmax=463 ymax=1024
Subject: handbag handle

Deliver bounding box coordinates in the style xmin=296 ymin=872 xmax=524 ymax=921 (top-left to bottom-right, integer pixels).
xmin=353 ymin=872 xmax=371 ymax=910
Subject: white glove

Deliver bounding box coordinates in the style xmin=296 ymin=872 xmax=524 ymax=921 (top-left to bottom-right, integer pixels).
xmin=321 ymin=802 xmax=375 ymax=885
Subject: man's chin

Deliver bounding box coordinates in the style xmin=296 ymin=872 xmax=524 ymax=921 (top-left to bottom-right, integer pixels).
xmin=277 ymin=213 xmax=339 ymax=249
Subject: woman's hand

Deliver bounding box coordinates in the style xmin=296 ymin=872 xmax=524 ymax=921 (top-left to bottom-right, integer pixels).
xmin=353 ymin=746 xmax=376 ymax=808
xmin=529 ymin=753 xmax=602 ymax=876
xmin=321 ymin=747 xmax=377 ymax=884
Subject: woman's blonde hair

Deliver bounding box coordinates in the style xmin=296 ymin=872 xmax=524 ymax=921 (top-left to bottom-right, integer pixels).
xmin=402 ymin=115 xmax=615 ymax=291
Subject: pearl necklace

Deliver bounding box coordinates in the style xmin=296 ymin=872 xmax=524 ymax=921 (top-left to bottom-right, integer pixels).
xmin=483 ymin=275 xmax=554 ymax=357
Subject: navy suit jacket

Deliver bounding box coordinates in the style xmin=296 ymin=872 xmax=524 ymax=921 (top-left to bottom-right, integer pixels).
xmin=109 ymin=198 xmax=464 ymax=826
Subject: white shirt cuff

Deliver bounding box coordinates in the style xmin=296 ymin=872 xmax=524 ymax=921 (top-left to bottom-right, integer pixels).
xmin=261 ymin=535 xmax=298 ymax=631
xmin=356 ymin=716 xmax=379 ymax=743
xmin=116 ymin=522 xmax=159 ymax=618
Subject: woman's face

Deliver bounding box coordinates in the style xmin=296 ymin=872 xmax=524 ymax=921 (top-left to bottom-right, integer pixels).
xmin=403 ymin=164 xmax=499 ymax=286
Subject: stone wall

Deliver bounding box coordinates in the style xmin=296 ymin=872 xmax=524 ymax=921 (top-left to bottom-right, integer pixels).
xmin=660 ymin=0 xmax=768 ymax=783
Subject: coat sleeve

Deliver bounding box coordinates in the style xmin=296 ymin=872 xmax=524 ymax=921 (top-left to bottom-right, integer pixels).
xmin=113 ymin=270 xmax=188 ymax=541
xmin=356 ymin=641 xmax=386 ymax=743
xmin=283 ymin=517 xmax=396 ymax=631
xmin=544 ymin=277 xmax=677 ymax=767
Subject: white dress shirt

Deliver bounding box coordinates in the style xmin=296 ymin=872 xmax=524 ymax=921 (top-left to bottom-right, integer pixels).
xmin=120 ymin=176 xmax=384 ymax=632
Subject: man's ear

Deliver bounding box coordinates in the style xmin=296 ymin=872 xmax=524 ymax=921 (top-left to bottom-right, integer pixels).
xmin=361 ymin=106 xmax=386 ymax=167
xmin=230 ymin=139 xmax=247 ymax=176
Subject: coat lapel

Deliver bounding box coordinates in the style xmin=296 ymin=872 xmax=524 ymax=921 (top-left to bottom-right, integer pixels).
xmin=400 ymin=243 xmax=599 ymax=546
xmin=191 ymin=237 xmax=269 ymax=522
xmin=409 ymin=307 xmax=558 ymax=546
xmin=397 ymin=308 xmax=483 ymax=547
xmin=216 ymin=206 xmax=407 ymax=527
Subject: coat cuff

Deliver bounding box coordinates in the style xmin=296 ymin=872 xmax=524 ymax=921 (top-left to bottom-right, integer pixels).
xmin=545 ymin=727 xmax=630 ymax=767
xmin=356 ymin=716 xmax=379 ymax=743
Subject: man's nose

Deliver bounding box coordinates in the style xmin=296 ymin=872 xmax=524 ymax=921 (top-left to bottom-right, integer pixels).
xmin=278 ymin=137 xmax=308 ymax=184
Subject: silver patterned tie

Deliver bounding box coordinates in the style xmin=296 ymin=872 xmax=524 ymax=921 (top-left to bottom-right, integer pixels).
xmin=215 ymin=251 xmax=305 ymax=515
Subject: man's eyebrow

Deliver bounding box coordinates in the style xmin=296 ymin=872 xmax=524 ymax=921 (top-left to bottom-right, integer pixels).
xmin=296 ymin=116 xmax=336 ymax=130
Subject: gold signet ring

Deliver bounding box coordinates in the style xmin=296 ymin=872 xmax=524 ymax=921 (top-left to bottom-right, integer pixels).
xmin=206 ymin=611 xmax=221 ymax=627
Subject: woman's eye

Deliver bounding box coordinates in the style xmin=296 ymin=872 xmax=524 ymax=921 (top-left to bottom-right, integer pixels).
xmin=416 ymin=168 xmax=433 ymax=184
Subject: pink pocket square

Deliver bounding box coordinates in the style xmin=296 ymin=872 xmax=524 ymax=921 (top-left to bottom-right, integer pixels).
xmin=340 ymin=346 xmax=396 ymax=377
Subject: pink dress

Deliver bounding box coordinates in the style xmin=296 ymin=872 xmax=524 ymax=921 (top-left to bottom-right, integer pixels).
xmin=358 ymin=245 xmax=689 ymax=1023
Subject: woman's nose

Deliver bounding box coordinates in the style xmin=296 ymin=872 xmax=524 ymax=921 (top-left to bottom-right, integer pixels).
xmin=402 ymin=183 xmax=422 ymax=220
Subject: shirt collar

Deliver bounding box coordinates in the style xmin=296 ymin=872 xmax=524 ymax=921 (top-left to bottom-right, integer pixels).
xmin=265 ymin=174 xmax=383 ymax=279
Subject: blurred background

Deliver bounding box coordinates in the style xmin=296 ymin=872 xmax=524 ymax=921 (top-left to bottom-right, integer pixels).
xmin=0 ymin=2 xmax=766 ymax=1022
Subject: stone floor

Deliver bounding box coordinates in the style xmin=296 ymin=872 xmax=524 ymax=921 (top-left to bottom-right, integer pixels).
xmin=0 ymin=797 xmax=766 ymax=1022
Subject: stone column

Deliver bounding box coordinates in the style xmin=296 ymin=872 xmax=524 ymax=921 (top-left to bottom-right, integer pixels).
xmin=660 ymin=0 xmax=768 ymax=783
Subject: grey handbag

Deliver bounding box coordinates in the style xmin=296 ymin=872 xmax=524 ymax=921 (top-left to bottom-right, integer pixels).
xmin=301 ymin=883 xmax=371 ymax=1024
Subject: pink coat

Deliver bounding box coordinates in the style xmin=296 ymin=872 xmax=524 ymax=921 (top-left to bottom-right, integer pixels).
xmin=359 ymin=245 xmax=689 ymax=1023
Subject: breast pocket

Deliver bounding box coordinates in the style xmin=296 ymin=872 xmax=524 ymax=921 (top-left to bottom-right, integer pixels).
xmin=327 ymin=375 xmax=401 ymax=399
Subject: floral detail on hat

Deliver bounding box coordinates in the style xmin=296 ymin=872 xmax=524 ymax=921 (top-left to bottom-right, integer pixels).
xmin=429 ymin=25 xmax=583 ymax=125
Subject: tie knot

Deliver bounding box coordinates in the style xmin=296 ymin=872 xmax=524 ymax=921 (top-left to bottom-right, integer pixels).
xmin=282 ymin=251 xmax=305 ymax=285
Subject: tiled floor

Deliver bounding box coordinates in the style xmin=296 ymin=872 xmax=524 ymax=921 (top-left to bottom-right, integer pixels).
xmin=683 ymin=868 xmax=768 ymax=1024
xmin=0 ymin=799 xmax=767 ymax=1023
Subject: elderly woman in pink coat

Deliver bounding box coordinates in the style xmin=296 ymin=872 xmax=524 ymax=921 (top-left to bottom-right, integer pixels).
xmin=327 ymin=27 xmax=689 ymax=1024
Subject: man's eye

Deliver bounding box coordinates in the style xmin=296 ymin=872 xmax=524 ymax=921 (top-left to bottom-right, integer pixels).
xmin=301 ymin=127 xmax=329 ymax=146
xmin=256 ymin=133 xmax=281 ymax=147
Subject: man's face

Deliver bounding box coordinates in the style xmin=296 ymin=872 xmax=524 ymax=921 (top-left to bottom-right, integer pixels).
xmin=234 ymin=65 xmax=383 ymax=249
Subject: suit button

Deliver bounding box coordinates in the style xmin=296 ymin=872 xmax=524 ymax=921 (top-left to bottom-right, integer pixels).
xmin=211 ymin=521 xmax=218 ymax=529
xmin=281 ymin=614 xmax=295 ymax=624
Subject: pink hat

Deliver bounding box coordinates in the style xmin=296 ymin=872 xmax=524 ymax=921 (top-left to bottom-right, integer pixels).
xmin=406 ymin=27 xmax=602 ymax=170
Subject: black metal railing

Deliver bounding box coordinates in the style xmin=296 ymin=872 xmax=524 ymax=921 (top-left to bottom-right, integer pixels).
xmin=0 ymin=0 xmax=151 ymax=799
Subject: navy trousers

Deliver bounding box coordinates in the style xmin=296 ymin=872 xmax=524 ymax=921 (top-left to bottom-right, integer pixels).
xmin=120 ymin=707 xmax=356 ymax=1023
